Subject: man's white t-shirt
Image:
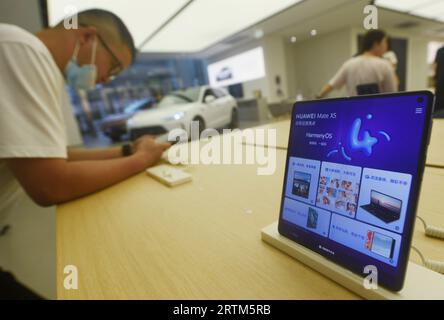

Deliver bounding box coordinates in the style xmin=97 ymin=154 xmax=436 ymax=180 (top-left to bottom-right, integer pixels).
xmin=0 ymin=24 xmax=68 ymax=223
xmin=329 ymin=55 xmax=397 ymax=96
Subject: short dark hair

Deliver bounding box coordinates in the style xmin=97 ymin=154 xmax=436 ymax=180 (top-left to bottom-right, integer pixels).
xmin=57 ymin=9 xmax=137 ymax=63
xmin=360 ymin=29 xmax=387 ymax=54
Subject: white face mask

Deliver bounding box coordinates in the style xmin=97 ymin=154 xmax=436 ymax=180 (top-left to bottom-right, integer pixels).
xmin=64 ymin=39 xmax=98 ymax=91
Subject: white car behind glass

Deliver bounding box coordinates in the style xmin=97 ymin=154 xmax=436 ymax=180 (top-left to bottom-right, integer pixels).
xmin=127 ymin=86 xmax=238 ymax=141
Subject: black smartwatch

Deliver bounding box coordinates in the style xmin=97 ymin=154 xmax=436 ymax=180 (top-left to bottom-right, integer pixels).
xmin=121 ymin=143 xmax=133 ymax=157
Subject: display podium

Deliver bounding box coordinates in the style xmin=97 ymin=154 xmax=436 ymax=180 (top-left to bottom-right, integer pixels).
xmin=261 ymin=222 xmax=444 ymax=300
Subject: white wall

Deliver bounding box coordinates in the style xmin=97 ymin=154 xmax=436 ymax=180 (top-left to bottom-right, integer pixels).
xmin=206 ymin=34 xmax=290 ymax=103
xmin=0 ymin=0 xmax=43 ymax=32
xmin=287 ymin=28 xmax=353 ymax=99
xmin=407 ymin=37 xmax=430 ymax=91
xmin=262 ymin=35 xmax=289 ymax=103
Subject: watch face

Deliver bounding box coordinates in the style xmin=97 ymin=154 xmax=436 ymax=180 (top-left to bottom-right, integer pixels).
xmin=122 ymin=144 xmax=133 ymax=156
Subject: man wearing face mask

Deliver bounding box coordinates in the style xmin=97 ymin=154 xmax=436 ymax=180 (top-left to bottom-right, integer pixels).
xmin=0 ymin=9 xmax=170 ymax=299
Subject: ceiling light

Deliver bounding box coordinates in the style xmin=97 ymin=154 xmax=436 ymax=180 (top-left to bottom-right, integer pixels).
xmin=376 ymin=0 xmax=444 ymax=22
xmin=141 ymin=0 xmax=303 ymax=52
xmin=375 ymin=0 xmax=430 ymax=12
xmin=254 ymin=29 xmax=265 ymax=39
xmin=47 ymin=0 xmax=190 ymax=48
xmin=48 ymin=0 xmax=304 ymax=53
xmin=413 ymin=2 xmax=444 ymax=20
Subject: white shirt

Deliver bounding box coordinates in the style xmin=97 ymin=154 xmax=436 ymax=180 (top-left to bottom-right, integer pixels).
xmin=0 ymin=24 xmax=68 ymax=223
xmin=329 ymin=55 xmax=397 ymax=96
xmin=383 ymin=51 xmax=398 ymax=67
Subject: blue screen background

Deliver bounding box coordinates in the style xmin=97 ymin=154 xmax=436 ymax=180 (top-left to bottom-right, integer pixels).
xmin=288 ymin=95 xmax=426 ymax=174
xmin=279 ymin=93 xmax=431 ymax=290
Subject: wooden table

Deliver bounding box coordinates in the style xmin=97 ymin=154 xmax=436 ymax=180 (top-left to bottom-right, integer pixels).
xmin=428 ymin=119 xmax=444 ymax=168
xmin=411 ymin=167 xmax=444 ymax=266
xmin=57 ymin=121 xmax=444 ymax=300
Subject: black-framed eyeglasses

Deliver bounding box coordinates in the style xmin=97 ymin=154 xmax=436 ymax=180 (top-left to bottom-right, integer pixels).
xmin=79 ymin=24 xmax=124 ymax=79
xmin=96 ymin=33 xmax=124 ymax=79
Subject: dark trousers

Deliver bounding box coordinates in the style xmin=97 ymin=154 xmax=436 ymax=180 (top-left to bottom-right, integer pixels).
xmin=0 ymin=268 xmax=43 ymax=300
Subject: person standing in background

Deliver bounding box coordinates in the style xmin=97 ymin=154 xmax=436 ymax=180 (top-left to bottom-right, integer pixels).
xmin=318 ymin=30 xmax=397 ymax=98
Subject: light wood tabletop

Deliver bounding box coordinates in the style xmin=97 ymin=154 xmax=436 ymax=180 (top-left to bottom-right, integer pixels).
xmin=428 ymin=119 xmax=444 ymax=168
xmin=57 ymin=121 xmax=444 ymax=300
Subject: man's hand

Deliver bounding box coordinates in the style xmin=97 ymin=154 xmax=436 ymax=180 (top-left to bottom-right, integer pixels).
xmin=318 ymin=84 xmax=333 ymax=99
xmin=7 ymin=137 xmax=171 ymax=207
xmin=132 ymin=135 xmax=171 ymax=168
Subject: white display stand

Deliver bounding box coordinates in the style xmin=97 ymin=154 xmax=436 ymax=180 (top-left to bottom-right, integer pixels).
xmin=261 ymin=222 xmax=444 ymax=300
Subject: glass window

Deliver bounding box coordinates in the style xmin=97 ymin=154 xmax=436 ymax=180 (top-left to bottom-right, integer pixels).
xmin=124 ymin=99 xmax=153 ymax=113
xmin=174 ymin=87 xmax=201 ymax=102
xmin=158 ymin=95 xmax=190 ymax=108
xmin=203 ymin=89 xmax=217 ymax=102
xmin=213 ymin=89 xmax=227 ymax=98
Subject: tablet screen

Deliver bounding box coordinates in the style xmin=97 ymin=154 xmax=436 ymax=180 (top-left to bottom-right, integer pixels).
xmin=278 ymin=92 xmax=433 ymax=291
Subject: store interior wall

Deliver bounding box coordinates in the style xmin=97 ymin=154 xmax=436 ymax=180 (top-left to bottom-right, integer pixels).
xmin=406 ymin=37 xmax=430 ymax=91
xmin=262 ymin=35 xmax=290 ymax=104
xmin=288 ymin=28 xmax=352 ymax=100
xmin=0 ymin=0 xmax=43 ymax=32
